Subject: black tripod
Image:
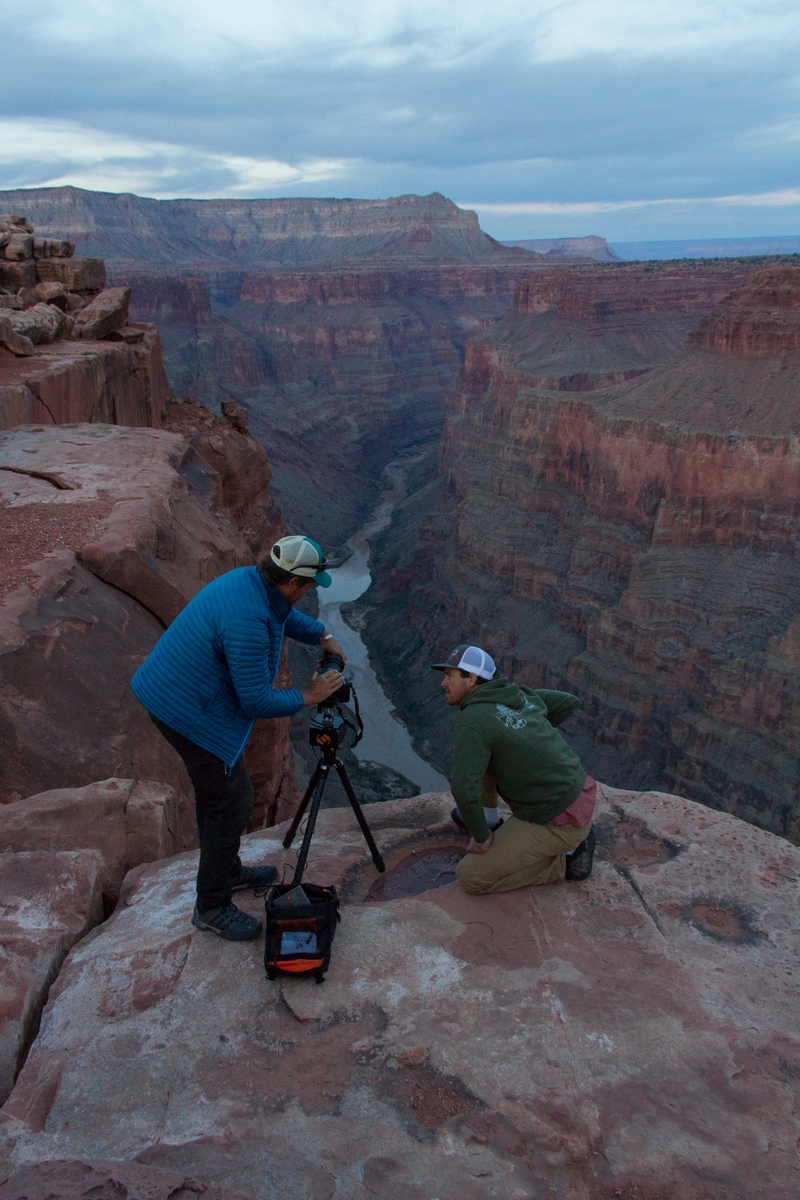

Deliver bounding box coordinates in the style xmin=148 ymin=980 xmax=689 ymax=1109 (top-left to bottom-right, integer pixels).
xmin=282 ymin=707 xmax=385 ymax=884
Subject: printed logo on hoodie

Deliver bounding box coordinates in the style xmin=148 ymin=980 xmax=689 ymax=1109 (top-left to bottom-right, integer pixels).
xmin=494 ymin=700 xmax=534 ymax=730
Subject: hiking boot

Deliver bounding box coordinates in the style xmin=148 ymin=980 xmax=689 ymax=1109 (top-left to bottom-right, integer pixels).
xmin=565 ymin=826 xmax=596 ymax=881
xmin=192 ymin=902 xmax=263 ymax=940
xmin=450 ymin=807 xmax=504 ymax=834
xmin=231 ymin=864 xmax=279 ymax=893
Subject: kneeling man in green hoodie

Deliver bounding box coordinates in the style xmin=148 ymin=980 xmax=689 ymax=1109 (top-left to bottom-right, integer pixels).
xmin=432 ymin=645 xmax=596 ymax=894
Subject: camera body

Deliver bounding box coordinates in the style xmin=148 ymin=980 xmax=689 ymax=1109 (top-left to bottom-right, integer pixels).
xmin=317 ymin=650 xmax=351 ymax=707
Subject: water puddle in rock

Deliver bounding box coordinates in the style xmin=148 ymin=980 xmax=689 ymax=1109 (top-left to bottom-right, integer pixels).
xmin=597 ymin=812 xmax=684 ymax=868
xmin=320 ymin=458 xmax=449 ymax=794
xmin=366 ymin=846 xmax=463 ymax=901
xmin=688 ymin=898 xmax=765 ymax=945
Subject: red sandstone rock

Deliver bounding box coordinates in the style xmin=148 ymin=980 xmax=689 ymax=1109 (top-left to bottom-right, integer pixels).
xmin=20 ymin=283 xmax=68 ymax=311
xmin=5 ymin=305 xmax=68 ymax=346
xmin=2 ymin=237 xmax=33 ymax=263
xmin=0 ymin=420 xmax=298 ymax=831
xmin=34 ymin=259 xmax=105 ymax=293
xmin=0 ymin=849 xmax=103 ymax=1104
xmin=0 ymin=550 xmax=191 ymax=816
xmin=31 ymin=238 xmax=73 ymax=260
xmin=688 ymin=264 xmax=800 ymax=356
xmin=0 ymin=327 xmax=169 ymax=429
xmin=0 ymin=778 xmax=180 ymax=901
xmin=1 ymin=789 xmax=797 ymax=1197
xmin=72 ymin=288 xmax=130 ymax=341
xmin=0 ymin=321 xmax=33 ymax=359
xmin=0 ymin=1159 xmax=250 ymax=1200
xmin=0 ymin=264 xmax=35 ymax=292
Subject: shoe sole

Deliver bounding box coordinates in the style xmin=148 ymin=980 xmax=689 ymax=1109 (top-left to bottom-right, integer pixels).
xmin=191 ymin=915 xmax=263 ymax=941
xmin=231 ymin=874 xmax=278 ymax=893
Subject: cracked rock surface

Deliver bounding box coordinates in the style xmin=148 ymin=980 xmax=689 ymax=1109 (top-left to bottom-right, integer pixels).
xmin=1 ymin=788 xmax=797 ymax=1199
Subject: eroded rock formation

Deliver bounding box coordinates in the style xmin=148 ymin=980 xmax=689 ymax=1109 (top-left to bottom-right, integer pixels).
xmin=0 ymin=213 xmax=168 ymax=429
xmin=358 ymin=261 xmax=800 ymax=840
xmin=0 ymin=412 xmax=297 ymax=831
xmin=0 ymin=787 xmax=797 ymax=1198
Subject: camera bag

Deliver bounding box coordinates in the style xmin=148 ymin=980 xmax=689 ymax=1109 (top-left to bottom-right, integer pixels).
xmin=264 ymin=882 xmax=340 ymax=984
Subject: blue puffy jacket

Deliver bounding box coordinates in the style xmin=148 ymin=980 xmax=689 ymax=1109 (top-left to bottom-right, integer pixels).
xmin=131 ymin=566 xmax=324 ymax=767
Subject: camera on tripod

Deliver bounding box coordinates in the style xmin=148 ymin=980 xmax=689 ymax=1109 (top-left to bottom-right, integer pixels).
xmin=308 ymin=651 xmax=357 ymax=751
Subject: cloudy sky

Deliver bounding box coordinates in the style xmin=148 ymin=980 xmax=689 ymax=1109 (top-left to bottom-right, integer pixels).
xmin=2 ymin=0 xmax=799 ymax=241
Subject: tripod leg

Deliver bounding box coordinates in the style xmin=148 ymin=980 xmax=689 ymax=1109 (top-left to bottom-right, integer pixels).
xmin=283 ymin=759 xmax=323 ymax=849
xmin=292 ymin=763 xmax=330 ymax=886
xmin=335 ymin=761 xmax=385 ymax=872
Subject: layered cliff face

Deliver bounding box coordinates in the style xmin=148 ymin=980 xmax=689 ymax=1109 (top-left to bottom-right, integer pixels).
xmin=359 ymin=261 xmax=800 ymax=840
xmin=1 ymin=187 xmax=539 ymax=549
xmin=0 ymin=188 xmax=528 ymax=265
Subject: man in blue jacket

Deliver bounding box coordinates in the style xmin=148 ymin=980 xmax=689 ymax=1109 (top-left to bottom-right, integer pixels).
xmin=132 ymin=535 xmax=346 ymax=941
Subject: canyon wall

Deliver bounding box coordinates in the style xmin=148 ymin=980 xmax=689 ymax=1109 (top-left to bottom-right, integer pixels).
xmin=0 ymin=188 xmax=540 ymax=551
xmin=359 ymin=262 xmax=800 ymax=841
xmin=0 ymin=407 xmax=297 ymax=832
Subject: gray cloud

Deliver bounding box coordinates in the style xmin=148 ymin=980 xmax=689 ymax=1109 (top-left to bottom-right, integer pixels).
xmin=1 ymin=1 xmax=799 ymax=239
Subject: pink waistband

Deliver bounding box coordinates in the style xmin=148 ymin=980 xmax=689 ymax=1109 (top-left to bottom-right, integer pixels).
xmin=550 ymin=776 xmax=597 ymax=828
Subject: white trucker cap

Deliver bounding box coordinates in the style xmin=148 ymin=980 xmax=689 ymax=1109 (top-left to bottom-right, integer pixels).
xmin=270 ymin=535 xmax=332 ymax=587
xmin=430 ymin=644 xmax=496 ymax=680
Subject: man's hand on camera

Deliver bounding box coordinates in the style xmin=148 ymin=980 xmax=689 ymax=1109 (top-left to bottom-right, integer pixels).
xmin=319 ymin=635 xmax=347 ymax=664
xmin=465 ymin=831 xmax=493 ymax=854
xmin=301 ymin=671 xmax=344 ymax=706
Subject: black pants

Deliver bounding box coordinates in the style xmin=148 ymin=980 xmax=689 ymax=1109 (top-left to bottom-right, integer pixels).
xmin=151 ymin=716 xmax=254 ymax=911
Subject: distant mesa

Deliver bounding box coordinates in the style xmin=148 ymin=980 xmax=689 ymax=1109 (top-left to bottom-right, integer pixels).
xmin=0 ymin=187 xmax=543 ymax=269
xmin=502 ymin=234 xmax=620 ymax=262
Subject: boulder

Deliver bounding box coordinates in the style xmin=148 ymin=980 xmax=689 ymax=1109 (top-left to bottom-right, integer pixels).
xmin=31 ymin=238 xmax=73 ymax=261
xmin=5 ymin=305 xmax=68 ymax=346
xmin=34 ymin=259 xmax=105 ymax=293
xmin=1 ymin=787 xmax=797 ymax=1198
xmin=0 ymin=320 xmax=33 ymax=359
xmin=19 ymin=283 xmax=68 ymax=311
xmin=0 ymin=264 xmax=35 ymax=292
xmin=0 ymin=297 xmax=23 ymax=312
xmin=0 ymin=1159 xmax=251 ymax=1200
xmin=72 ymin=288 xmax=130 ymax=341
xmin=0 ymin=217 xmax=32 ymax=235
xmin=0 ymin=778 xmax=180 ymax=903
xmin=2 ymin=238 xmax=32 ymax=263
xmin=0 ymin=849 xmax=103 ymax=1104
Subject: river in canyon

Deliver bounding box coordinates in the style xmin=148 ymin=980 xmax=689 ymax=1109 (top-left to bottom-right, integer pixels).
xmin=318 ymin=457 xmax=450 ymax=794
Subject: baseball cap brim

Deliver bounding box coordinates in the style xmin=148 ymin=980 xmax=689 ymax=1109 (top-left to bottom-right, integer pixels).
xmin=314 ymin=570 xmax=332 ymax=588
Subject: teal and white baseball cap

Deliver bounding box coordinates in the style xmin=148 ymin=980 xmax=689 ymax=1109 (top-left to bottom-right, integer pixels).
xmin=270 ymin=535 xmax=332 ymax=587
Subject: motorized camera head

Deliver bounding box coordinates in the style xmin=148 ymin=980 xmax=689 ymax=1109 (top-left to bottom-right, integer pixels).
xmin=317 ymin=650 xmax=352 ymax=707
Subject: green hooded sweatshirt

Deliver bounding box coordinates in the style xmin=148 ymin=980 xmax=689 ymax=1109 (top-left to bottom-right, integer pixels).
xmin=450 ymin=678 xmax=586 ymax=843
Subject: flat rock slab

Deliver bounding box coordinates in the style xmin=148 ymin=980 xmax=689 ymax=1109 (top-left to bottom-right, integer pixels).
xmin=1 ymin=788 xmax=798 ymax=1199
xmin=0 ymin=1158 xmax=249 ymax=1200
xmin=0 ymin=778 xmax=180 ymax=902
xmin=0 ymin=850 xmax=104 ymax=1105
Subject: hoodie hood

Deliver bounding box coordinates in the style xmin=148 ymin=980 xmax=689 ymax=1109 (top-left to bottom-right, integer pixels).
xmin=460 ymin=676 xmax=525 ymax=710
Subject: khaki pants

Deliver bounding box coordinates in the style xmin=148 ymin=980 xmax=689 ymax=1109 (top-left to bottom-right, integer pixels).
xmin=455 ymin=814 xmax=591 ymax=895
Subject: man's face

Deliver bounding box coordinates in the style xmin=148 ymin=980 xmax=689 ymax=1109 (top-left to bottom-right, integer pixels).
xmin=441 ymin=667 xmax=479 ymax=706
xmin=278 ymin=576 xmax=317 ymax=605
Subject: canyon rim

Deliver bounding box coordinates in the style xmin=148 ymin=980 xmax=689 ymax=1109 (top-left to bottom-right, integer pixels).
xmin=0 ymin=189 xmax=798 ymax=1196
